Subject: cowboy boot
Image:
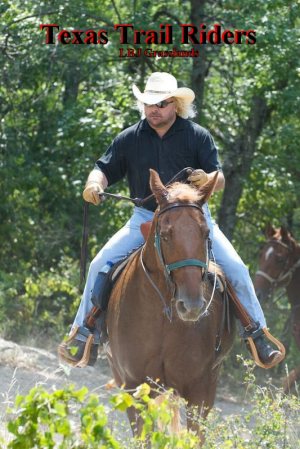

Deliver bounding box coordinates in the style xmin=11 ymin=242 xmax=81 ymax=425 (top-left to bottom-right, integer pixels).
xmin=244 ymin=326 xmax=282 ymax=366
xmin=58 ymin=271 xmax=110 ymax=367
xmin=58 ymin=325 xmax=100 ymax=367
xmin=225 ymin=281 xmax=284 ymax=367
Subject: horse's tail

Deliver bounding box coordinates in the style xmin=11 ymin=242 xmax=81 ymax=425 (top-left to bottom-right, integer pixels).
xmin=154 ymin=392 xmax=182 ymax=434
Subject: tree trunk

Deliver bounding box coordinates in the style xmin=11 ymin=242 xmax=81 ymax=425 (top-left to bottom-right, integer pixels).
xmin=190 ymin=0 xmax=207 ymax=119
xmin=217 ymin=95 xmax=270 ymax=240
xmin=63 ymin=64 xmax=81 ymax=107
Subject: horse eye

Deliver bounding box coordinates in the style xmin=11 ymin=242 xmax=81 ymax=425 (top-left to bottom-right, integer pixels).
xmin=200 ymin=227 xmax=209 ymax=240
xmin=276 ymin=256 xmax=285 ymax=264
xmin=160 ymin=233 xmax=168 ymax=242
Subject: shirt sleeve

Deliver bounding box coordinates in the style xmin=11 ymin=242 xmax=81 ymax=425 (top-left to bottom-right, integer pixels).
xmin=95 ymin=135 xmax=127 ymax=186
xmin=195 ymin=127 xmax=222 ymax=173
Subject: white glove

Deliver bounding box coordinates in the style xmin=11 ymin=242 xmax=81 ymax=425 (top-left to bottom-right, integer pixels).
xmin=188 ymin=169 xmax=208 ymax=187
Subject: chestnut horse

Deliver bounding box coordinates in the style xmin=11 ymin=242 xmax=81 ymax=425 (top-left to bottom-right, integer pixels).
xmin=106 ymin=170 xmax=234 ymax=437
xmin=254 ymin=225 xmax=300 ymax=391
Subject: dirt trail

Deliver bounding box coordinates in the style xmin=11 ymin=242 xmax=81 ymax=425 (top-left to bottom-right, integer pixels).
xmin=0 ymin=337 xmax=243 ymax=438
xmin=1 ymin=338 xmax=299 ymax=448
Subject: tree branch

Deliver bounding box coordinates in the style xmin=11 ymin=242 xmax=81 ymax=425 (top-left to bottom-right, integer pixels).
xmin=152 ymin=10 xmax=182 ymax=25
xmin=3 ymin=11 xmax=59 ymax=30
xmin=111 ymin=0 xmax=123 ymax=23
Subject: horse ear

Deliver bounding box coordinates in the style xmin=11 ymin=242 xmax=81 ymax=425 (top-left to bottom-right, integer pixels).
xmin=265 ymin=224 xmax=276 ymax=239
xmin=149 ymin=169 xmax=169 ymax=206
xmin=198 ymin=172 xmax=219 ymax=205
xmin=280 ymin=226 xmax=290 ymax=244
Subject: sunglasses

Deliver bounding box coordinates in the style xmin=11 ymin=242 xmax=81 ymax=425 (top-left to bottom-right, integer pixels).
xmin=144 ymin=100 xmax=174 ymax=109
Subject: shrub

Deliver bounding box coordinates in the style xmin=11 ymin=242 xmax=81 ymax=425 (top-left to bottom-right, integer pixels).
xmin=0 ymin=256 xmax=80 ymax=344
xmin=1 ymin=369 xmax=299 ymax=449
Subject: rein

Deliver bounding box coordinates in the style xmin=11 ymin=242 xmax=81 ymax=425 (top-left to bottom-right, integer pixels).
xmin=79 ymin=167 xmax=194 ymax=284
xmin=100 ymin=167 xmax=194 ymax=207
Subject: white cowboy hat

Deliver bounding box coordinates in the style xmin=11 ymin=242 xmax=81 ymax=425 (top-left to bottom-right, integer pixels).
xmin=132 ymin=72 xmax=195 ymax=105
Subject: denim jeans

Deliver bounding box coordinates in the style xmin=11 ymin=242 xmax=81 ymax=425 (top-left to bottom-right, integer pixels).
xmin=72 ymin=205 xmax=266 ymax=339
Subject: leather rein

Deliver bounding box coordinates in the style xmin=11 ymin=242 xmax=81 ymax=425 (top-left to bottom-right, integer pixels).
xmin=79 ymin=167 xmax=194 ymax=286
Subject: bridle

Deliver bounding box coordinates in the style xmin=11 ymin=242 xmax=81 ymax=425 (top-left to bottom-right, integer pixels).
xmin=140 ymin=201 xmax=214 ymax=321
xmin=256 ymin=239 xmax=300 ymax=291
xmin=155 ymin=202 xmax=208 ymax=279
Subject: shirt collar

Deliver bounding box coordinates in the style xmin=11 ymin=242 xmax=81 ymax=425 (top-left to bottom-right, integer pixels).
xmin=140 ymin=115 xmax=186 ymax=136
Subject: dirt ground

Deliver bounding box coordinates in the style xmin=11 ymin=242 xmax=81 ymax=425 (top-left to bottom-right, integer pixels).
xmin=0 ymin=338 xmax=252 ymax=439
xmin=1 ymin=337 xmax=299 ymax=448
xmin=0 ymin=336 xmax=243 ymax=417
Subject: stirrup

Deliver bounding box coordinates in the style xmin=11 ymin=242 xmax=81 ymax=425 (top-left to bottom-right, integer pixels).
xmin=246 ymin=327 xmax=286 ymax=369
xmin=58 ymin=325 xmax=99 ymax=368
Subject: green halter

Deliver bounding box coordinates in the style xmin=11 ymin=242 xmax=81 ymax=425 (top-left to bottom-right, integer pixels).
xmin=155 ymin=202 xmax=208 ymax=277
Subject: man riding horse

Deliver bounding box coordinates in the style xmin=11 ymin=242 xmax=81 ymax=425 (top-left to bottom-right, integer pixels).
xmin=58 ymin=72 xmax=283 ymax=368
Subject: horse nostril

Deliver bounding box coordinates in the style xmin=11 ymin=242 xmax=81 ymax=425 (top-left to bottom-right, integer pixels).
xmin=175 ymin=297 xmax=206 ymax=321
xmin=176 ymin=300 xmax=187 ymax=315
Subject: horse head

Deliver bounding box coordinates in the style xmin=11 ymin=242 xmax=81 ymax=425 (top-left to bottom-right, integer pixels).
xmin=149 ymin=169 xmax=218 ymax=322
xmin=254 ymin=224 xmax=298 ymax=300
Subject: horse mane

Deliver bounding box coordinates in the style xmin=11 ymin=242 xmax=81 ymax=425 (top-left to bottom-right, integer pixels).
xmin=166 ymin=182 xmax=201 ymax=203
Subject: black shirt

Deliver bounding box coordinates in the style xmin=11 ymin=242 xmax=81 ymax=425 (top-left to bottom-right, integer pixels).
xmin=96 ymin=116 xmax=221 ymax=211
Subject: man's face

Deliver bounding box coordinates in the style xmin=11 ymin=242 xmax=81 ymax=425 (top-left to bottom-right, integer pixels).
xmin=144 ymin=99 xmax=176 ymax=130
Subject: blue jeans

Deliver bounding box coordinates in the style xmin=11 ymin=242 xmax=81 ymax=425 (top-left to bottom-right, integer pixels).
xmin=72 ymin=205 xmax=266 ymax=338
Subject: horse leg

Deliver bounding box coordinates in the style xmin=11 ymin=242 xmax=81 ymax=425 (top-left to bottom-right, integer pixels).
xmin=127 ymin=394 xmax=181 ymax=448
xmin=126 ymin=405 xmax=144 ymax=436
xmin=283 ymin=316 xmax=300 ymax=393
xmin=185 ymin=403 xmax=211 ymax=447
xmin=184 ymin=377 xmax=218 ymax=446
xmin=104 ymin=346 xmax=123 ymax=388
xmin=283 ymin=364 xmax=300 ymax=394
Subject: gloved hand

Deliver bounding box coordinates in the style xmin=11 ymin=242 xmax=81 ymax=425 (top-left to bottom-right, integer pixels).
xmin=82 ymin=169 xmax=105 ymax=205
xmin=83 ymin=182 xmax=104 ymax=205
xmin=188 ymin=169 xmax=208 ymax=187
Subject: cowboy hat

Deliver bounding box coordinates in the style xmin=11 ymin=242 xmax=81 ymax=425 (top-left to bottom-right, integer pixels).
xmin=132 ymin=72 xmax=195 ymax=105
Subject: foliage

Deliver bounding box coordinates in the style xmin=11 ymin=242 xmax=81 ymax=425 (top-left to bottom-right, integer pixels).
xmin=0 ymin=256 xmax=80 ymax=343
xmin=203 ymin=359 xmax=300 ymax=448
xmin=0 ymin=0 xmax=299 ymax=381
xmin=3 ymin=386 xmax=120 ymax=449
xmin=2 ymin=384 xmax=199 ymax=449
xmin=1 ymin=370 xmax=299 ymax=449
xmin=204 ymin=0 xmax=300 ymax=242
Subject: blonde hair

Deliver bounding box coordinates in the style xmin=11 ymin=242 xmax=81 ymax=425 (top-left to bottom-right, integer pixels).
xmin=136 ymin=97 xmax=197 ymax=120
xmin=173 ymin=97 xmax=197 ymax=119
